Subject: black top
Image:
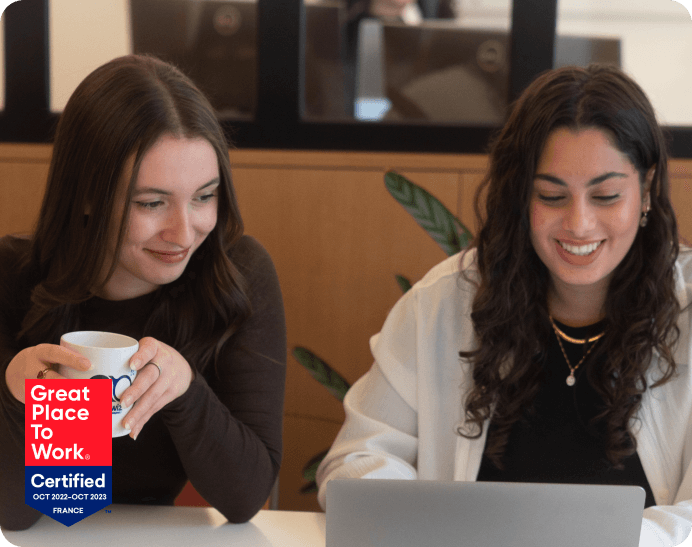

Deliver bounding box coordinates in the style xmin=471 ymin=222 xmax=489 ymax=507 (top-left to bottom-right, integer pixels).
xmin=0 ymin=234 xmax=287 ymax=530
xmin=476 ymin=320 xmax=656 ymax=508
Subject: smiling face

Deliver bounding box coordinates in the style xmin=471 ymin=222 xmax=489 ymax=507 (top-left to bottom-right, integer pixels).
xmin=529 ymin=127 xmax=651 ymax=310
xmin=99 ymin=134 xmax=220 ymax=300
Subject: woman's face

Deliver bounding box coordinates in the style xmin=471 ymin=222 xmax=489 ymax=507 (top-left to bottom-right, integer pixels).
xmin=529 ymin=127 xmax=650 ymax=301
xmin=100 ymin=134 xmax=220 ymax=300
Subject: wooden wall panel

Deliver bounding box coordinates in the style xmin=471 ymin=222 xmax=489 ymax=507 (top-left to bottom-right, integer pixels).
xmin=232 ymin=164 xmax=460 ymax=397
xmin=281 ymin=415 xmax=343 ymax=512
xmin=0 ymin=145 xmax=51 ymax=237
xmin=458 ymin=171 xmax=487 ymax=236
xmin=670 ymin=159 xmax=692 ymax=244
xmin=231 ymin=162 xmax=462 ymax=512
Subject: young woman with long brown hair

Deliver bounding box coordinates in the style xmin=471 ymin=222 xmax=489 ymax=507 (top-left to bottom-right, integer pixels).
xmin=316 ymin=64 xmax=692 ymax=545
xmin=0 ymin=55 xmax=286 ymax=530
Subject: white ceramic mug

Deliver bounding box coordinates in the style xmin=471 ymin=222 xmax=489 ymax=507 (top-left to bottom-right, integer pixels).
xmin=59 ymin=331 xmax=139 ymax=437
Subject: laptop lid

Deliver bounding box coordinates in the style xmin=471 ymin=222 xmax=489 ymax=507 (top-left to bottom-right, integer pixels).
xmin=326 ymin=479 xmax=645 ymax=547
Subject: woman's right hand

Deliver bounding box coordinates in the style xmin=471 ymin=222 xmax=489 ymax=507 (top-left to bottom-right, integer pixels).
xmin=4 ymin=344 xmax=92 ymax=404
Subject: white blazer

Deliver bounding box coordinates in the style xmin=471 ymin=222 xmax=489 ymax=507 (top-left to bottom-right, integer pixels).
xmin=317 ymin=248 xmax=692 ymax=547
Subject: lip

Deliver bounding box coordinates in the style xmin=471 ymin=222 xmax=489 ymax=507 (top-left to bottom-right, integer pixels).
xmin=144 ymin=248 xmax=189 ymax=264
xmin=555 ymin=239 xmax=605 ymax=266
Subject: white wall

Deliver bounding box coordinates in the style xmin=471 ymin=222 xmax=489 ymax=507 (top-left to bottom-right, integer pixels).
xmin=555 ymin=1 xmax=692 ymax=125
xmin=49 ymin=0 xmax=131 ymax=111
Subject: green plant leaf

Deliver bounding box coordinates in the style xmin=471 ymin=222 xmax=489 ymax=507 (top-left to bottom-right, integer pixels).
xmin=395 ymin=274 xmax=412 ymax=293
xmin=300 ymin=482 xmax=318 ymax=494
xmin=292 ymin=347 xmax=351 ymax=402
xmin=300 ymin=448 xmax=329 ymax=495
xmin=385 ymin=171 xmax=473 ymax=256
xmin=303 ymin=448 xmax=329 ymax=482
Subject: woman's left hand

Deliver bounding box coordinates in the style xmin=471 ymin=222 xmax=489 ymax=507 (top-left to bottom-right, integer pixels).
xmin=118 ymin=337 xmax=193 ymax=440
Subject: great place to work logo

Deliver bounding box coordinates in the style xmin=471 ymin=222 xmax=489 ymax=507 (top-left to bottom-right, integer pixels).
xmin=24 ymin=379 xmax=112 ymax=527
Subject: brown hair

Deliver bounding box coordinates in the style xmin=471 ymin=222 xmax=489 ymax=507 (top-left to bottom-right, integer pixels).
xmin=460 ymin=64 xmax=680 ymax=468
xmin=20 ymin=54 xmax=250 ymax=373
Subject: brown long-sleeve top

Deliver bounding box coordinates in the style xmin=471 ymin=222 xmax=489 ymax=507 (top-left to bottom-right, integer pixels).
xmin=0 ymin=234 xmax=286 ymax=530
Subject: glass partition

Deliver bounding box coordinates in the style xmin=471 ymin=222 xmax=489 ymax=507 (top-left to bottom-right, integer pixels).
xmin=303 ymin=0 xmax=514 ymax=124
xmin=5 ymin=0 xmax=692 ymax=154
xmin=302 ymin=0 xmax=352 ymax=120
xmin=302 ymin=0 xmax=692 ymax=127
xmin=49 ymin=0 xmax=258 ymax=119
xmin=130 ymin=0 xmax=258 ymax=119
xmin=556 ymin=0 xmax=692 ymax=125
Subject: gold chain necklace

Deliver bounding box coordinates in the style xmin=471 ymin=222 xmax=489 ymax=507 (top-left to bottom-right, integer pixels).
xmin=549 ymin=317 xmax=605 ymax=386
xmin=549 ymin=316 xmax=605 ymax=344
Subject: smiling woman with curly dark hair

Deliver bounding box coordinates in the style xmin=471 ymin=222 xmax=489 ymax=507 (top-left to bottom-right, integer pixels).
xmin=316 ymin=64 xmax=692 ymax=546
xmin=463 ymin=64 xmax=680 ymax=473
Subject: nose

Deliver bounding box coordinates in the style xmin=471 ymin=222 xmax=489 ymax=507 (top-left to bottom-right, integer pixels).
xmin=161 ymin=205 xmax=196 ymax=248
xmin=563 ymin=196 xmax=596 ymax=237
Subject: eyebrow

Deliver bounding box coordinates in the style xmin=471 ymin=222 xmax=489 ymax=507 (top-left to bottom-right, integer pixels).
xmin=534 ymin=172 xmax=628 ymax=187
xmin=132 ymin=177 xmax=221 ymax=196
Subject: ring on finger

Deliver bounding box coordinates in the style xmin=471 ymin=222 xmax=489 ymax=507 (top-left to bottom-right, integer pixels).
xmin=145 ymin=361 xmax=162 ymax=378
xmin=36 ymin=366 xmax=53 ymax=379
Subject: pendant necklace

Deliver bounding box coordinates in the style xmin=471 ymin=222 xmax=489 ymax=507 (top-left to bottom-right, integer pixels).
xmin=549 ymin=316 xmax=605 ymax=386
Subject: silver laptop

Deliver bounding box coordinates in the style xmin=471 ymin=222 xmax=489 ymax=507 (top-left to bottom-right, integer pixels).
xmin=326 ymin=479 xmax=645 ymax=547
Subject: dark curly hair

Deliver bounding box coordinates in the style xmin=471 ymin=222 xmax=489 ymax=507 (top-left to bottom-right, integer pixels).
xmin=459 ymin=64 xmax=680 ymax=469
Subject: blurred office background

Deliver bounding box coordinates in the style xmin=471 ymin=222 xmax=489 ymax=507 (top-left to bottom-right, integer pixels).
xmin=1 ymin=0 xmax=692 ymax=513
xmin=1 ymin=0 xmax=691 ymax=125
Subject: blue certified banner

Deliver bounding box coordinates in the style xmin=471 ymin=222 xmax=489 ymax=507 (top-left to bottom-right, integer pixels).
xmin=25 ymin=380 xmax=112 ymax=527
xmin=24 ymin=467 xmax=112 ymax=527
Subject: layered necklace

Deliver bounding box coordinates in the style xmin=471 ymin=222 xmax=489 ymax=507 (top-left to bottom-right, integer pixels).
xmin=549 ymin=316 xmax=605 ymax=386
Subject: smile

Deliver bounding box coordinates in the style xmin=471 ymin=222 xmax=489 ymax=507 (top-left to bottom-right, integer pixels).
xmin=145 ymin=249 xmax=189 ymax=264
xmin=558 ymin=240 xmax=604 ymax=256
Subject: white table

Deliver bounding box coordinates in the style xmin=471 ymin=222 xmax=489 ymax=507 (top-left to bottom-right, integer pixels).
xmin=2 ymin=506 xmax=327 ymax=547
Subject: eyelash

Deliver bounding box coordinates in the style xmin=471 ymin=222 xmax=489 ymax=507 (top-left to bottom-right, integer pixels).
xmin=134 ymin=193 xmax=217 ymax=210
xmin=197 ymin=193 xmax=217 ymax=203
xmin=135 ymin=201 xmax=163 ymax=210
xmin=537 ymin=194 xmax=620 ymax=204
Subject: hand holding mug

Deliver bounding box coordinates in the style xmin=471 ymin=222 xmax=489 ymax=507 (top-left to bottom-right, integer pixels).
xmin=118 ymin=336 xmax=193 ymax=440
xmin=4 ymin=344 xmax=92 ymax=404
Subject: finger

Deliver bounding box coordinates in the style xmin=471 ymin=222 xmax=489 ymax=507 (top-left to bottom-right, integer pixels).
xmin=128 ymin=337 xmax=159 ymax=371
xmin=127 ymin=395 xmax=170 ymax=440
xmin=142 ymin=361 xmax=162 ymax=379
xmin=36 ymin=368 xmax=66 ymax=380
xmin=118 ymin=363 xmax=161 ymax=408
xmin=36 ymin=344 xmax=92 ymax=372
xmin=122 ymin=381 xmax=170 ymax=434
